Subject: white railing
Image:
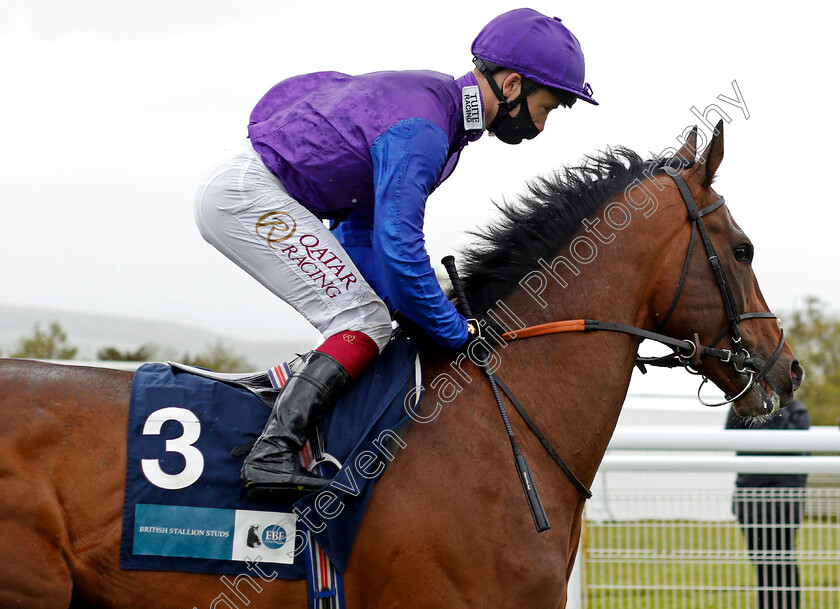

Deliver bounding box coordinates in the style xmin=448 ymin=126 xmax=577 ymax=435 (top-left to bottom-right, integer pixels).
xmin=609 ymin=426 xmax=840 ymax=452
xmin=601 ymin=426 xmax=840 ymax=474
xmin=569 ymin=426 xmax=840 ymax=609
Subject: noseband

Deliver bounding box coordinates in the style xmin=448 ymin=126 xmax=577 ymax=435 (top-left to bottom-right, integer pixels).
xmin=654 ymin=168 xmax=785 ymax=405
xmin=498 ymin=167 xmax=786 ymax=408
xmin=449 ymin=167 xmax=789 ymax=510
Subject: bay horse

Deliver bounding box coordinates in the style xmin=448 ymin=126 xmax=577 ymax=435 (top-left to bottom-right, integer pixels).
xmin=0 ymin=123 xmax=802 ymax=609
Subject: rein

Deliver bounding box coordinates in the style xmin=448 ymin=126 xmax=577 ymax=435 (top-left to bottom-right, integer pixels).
xmin=499 ymin=169 xmax=786 ymax=407
xmin=443 ymin=256 xmax=551 ymax=533
xmin=444 ymin=167 xmax=785 ymax=508
xmin=442 ymin=167 xmax=787 ymax=526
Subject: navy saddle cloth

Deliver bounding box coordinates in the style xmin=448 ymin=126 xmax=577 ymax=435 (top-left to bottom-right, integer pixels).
xmin=120 ymin=337 xmax=418 ymax=578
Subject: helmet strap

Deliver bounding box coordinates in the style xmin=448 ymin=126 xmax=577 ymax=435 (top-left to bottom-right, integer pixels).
xmin=473 ymin=56 xmax=538 ymax=113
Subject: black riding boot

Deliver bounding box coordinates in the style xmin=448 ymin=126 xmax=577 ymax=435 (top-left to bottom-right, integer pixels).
xmin=240 ymin=351 xmax=351 ymax=494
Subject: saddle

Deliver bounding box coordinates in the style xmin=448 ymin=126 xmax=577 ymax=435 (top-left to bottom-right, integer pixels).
xmin=121 ymin=336 xmax=419 ymax=579
xmin=168 ymin=358 xmax=341 ymax=469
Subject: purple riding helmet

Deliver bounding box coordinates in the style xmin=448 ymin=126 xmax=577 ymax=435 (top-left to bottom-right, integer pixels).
xmin=472 ymin=8 xmax=597 ymax=144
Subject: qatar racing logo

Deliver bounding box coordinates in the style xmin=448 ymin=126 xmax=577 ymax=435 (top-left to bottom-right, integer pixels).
xmin=256 ymin=211 xmax=297 ymax=248
xmin=275 ymin=233 xmax=358 ymax=299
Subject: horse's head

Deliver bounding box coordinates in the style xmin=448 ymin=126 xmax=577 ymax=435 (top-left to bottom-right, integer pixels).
xmin=652 ymin=122 xmax=803 ymax=418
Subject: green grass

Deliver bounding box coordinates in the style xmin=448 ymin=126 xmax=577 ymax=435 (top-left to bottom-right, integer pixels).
xmin=582 ymin=517 xmax=840 ymax=609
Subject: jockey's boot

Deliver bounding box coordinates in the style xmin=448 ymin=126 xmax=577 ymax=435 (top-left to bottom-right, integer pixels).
xmin=240 ymin=351 xmax=351 ymax=494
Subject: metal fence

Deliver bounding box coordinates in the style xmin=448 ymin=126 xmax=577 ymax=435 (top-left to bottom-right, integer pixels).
xmin=582 ymin=487 xmax=840 ymax=609
xmin=575 ymin=427 xmax=840 ymax=609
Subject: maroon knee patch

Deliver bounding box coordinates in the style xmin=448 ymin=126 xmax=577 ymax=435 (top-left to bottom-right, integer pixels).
xmin=316 ymin=331 xmax=379 ymax=379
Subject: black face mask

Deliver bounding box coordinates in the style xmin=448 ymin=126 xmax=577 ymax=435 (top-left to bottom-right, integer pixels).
xmin=481 ymin=68 xmax=540 ymax=145
xmin=487 ymin=94 xmax=540 ymax=145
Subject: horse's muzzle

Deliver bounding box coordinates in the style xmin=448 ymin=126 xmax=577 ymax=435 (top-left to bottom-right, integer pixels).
xmin=790 ymin=359 xmax=804 ymax=392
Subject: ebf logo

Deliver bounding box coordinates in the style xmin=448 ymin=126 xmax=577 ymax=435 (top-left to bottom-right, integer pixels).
xmin=261 ymin=524 xmax=287 ymax=549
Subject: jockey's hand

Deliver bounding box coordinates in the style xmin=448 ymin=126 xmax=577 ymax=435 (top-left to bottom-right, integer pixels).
xmin=467 ymin=316 xmax=510 ymax=346
xmin=460 ymin=317 xmax=509 ymax=365
xmin=393 ymin=311 xmax=474 ymax=351
xmin=393 ymin=311 xmax=506 ymax=353
xmin=466 ymin=318 xmax=481 ymax=339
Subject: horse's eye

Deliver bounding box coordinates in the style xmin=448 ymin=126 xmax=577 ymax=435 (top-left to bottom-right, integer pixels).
xmin=733 ymin=243 xmax=754 ymax=263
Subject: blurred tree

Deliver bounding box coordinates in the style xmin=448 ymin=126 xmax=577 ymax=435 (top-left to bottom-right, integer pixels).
xmin=180 ymin=340 xmax=253 ymax=373
xmin=97 ymin=345 xmax=157 ymax=362
xmin=10 ymin=322 xmax=78 ymax=360
xmin=781 ymin=296 xmax=840 ymax=426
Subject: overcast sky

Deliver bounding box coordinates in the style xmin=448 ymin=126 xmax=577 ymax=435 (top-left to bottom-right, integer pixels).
xmin=2 ymin=1 xmax=838 ymax=344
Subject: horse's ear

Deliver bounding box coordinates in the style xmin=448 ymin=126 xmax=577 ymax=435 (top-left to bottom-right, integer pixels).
xmin=674 ymin=126 xmax=699 ymax=166
xmin=697 ymin=120 xmax=724 ymax=188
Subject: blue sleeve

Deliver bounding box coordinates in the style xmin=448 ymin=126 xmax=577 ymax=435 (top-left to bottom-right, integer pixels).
xmin=332 ymin=209 xmax=395 ymax=311
xmin=368 ymin=118 xmax=469 ymax=349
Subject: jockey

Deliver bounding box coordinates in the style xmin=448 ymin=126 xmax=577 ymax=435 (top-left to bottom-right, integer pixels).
xmin=194 ymin=8 xmax=597 ymax=494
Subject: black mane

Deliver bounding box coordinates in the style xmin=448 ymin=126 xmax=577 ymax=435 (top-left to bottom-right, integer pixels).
xmin=459 ymin=147 xmax=676 ymax=315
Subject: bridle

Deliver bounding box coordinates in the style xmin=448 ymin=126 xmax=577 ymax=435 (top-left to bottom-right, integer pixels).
xmin=444 ymin=166 xmax=789 ymax=521
xmin=497 ymin=166 xmax=787 ymax=408
xmin=652 ymin=167 xmax=785 ymax=405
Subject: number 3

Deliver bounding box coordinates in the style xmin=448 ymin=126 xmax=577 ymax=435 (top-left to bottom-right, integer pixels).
xmin=141 ymin=407 xmax=205 ymax=490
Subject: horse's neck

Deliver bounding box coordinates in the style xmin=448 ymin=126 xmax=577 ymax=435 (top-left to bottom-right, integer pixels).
xmin=489 ymin=306 xmax=639 ymax=488
xmin=465 ymin=199 xmax=680 ymax=487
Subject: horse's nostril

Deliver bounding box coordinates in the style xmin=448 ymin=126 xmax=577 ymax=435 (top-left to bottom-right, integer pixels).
xmin=790 ymin=360 xmax=804 ymax=391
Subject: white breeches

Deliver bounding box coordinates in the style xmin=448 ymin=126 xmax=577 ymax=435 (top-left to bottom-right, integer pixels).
xmin=194 ymin=140 xmax=392 ymax=351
